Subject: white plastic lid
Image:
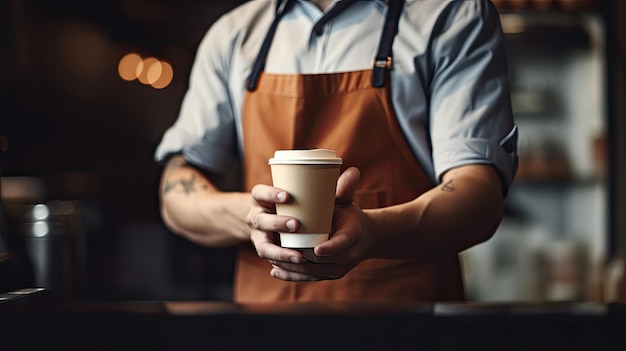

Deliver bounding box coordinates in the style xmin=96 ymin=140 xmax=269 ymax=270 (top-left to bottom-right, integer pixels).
xmin=268 ymin=149 xmax=343 ymax=165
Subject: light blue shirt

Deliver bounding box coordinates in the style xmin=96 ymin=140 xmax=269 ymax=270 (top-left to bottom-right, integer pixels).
xmin=155 ymin=0 xmax=518 ymax=192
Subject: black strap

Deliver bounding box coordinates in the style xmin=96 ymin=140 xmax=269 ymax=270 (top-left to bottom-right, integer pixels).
xmin=248 ymin=0 xmax=360 ymax=91
xmin=247 ymin=0 xmax=405 ymax=91
xmin=372 ymin=0 xmax=405 ymax=87
xmin=246 ymin=0 xmax=295 ymax=91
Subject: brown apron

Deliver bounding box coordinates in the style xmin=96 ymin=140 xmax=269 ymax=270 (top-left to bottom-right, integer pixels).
xmin=235 ymin=0 xmax=464 ymax=302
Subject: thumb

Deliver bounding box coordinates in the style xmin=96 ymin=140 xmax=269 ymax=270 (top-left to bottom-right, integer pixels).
xmin=335 ymin=167 xmax=360 ymax=205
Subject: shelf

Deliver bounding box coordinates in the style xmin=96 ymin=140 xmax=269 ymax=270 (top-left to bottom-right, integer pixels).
xmin=501 ymin=13 xmax=593 ymax=54
xmin=493 ymin=0 xmax=596 ymax=13
xmin=512 ymin=175 xmax=605 ymax=188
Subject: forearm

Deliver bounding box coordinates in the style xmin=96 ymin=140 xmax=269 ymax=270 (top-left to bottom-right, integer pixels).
xmin=365 ymin=164 xmax=504 ymax=260
xmin=159 ymin=155 xmax=250 ymax=247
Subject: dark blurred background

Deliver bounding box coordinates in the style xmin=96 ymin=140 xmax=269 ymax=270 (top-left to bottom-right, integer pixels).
xmin=0 ymin=0 xmax=246 ymax=301
xmin=1 ymin=0 xmax=625 ymax=302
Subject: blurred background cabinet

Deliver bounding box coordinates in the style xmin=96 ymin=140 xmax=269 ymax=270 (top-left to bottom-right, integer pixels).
xmin=462 ymin=0 xmax=618 ymax=302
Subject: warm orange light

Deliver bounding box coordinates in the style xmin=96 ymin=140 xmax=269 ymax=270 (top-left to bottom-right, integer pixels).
xmin=146 ymin=60 xmax=163 ymax=84
xmin=118 ymin=53 xmax=143 ymax=81
xmin=118 ymin=52 xmax=174 ymax=89
xmin=136 ymin=57 xmax=159 ymax=84
xmin=150 ymin=61 xmax=173 ymax=89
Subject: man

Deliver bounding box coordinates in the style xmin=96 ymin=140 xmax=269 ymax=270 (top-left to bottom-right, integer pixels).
xmin=155 ymin=0 xmax=518 ymax=302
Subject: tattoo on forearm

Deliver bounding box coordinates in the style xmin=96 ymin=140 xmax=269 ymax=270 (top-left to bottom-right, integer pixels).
xmin=441 ymin=179 xmax=456 ymax=192
xmin=164 ymin=175 xmax=207 ymax=195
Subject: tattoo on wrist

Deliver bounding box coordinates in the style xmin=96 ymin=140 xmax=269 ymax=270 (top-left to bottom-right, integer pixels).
xmin=441 ymin=179 xmax=456 ymax=192
xmin=164 ymin=175 xmax=205 ymax=195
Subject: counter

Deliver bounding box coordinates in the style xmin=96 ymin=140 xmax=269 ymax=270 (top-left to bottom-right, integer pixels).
xmin=1 ymin=288 xmax=624 ymax=351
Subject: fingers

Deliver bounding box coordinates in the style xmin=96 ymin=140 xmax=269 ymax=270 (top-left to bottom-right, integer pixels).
xmin=270 ymin=266 xmax=319 ymax=281
xmin=247 ymin=212 xmax=298 ymax=234
xmin=270 ymin=261 xmax=347 ymax=281
xmin=250 ymin=184 xmax=289 ymax=206
xmin=335 ymin=167 xmax=360 ymax=205
xmin=247 ymin=183 xmax=304 ymax=265
xmin=248 ymin=178 xmax=360 ymax=283
xmin=249 ymin=228 xmax=303 ymax=266
xmin=247 ymin=183 xmax=298 ymax=232
xmin=256 ymin=242 xmax=302 ymax=263
xmin=247 ymin=214 xmax=301 ymax=262
xmin=314 ymin=228 xmax=355 ymax=257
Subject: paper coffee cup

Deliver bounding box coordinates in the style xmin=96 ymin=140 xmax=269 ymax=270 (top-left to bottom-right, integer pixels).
xmin=268 ymin=149 xmax=343 ymax=248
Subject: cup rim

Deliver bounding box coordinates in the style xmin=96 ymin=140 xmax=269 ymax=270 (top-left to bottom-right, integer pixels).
xmin=268 ymin=149 xmax=343 ymax=165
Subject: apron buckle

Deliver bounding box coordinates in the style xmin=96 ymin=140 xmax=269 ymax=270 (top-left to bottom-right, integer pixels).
xmin=372 ymin=57 xmax=392 ymax=69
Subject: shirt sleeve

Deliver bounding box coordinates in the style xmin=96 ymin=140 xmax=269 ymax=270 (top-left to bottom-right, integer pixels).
xmin=428 ymin=0 xmax=518 ymax=194
xmin=154 ymin=15 xmax=238 ymax=176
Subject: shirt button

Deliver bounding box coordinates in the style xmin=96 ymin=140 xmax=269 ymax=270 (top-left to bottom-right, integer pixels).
xmin=313 ymin=24 xmax=324 ymax=36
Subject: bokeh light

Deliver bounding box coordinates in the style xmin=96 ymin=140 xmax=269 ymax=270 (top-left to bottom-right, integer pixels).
xmin=117 ymin=53 xmax=173 ymax=89
xmin=136 ymin=56 xmax=159 ymax=85
xmin=117 ymin=53 xmax=143 ymax=81
xmin=150 ymin=61 xmax=173 ymax=89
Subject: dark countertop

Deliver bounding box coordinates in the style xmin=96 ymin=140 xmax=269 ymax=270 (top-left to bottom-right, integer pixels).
xmin=1 ymin=288 xmax=625 ymax=351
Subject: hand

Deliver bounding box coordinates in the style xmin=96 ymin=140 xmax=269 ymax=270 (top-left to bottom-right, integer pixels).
xmin=248 ymin=167 xmax=376 ymax=282
xmin=246 ymin=181 xmax=303 ymax=268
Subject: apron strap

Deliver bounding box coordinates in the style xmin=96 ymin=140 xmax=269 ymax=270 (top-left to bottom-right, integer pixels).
xmin=247 ymin=0 xmax=359 ymax=92
xmin=247 ymin=0 xmax=295 ymax=92
xmin=372 ymin=0 xmax=405 ymax=87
